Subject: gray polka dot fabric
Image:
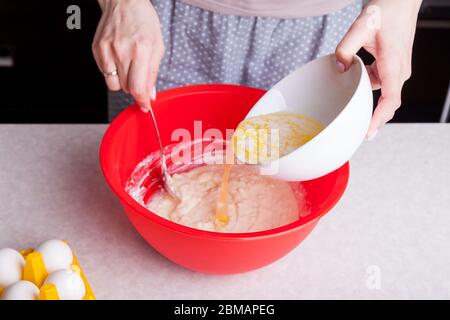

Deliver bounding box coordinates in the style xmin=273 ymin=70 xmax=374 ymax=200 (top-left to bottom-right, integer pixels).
xmin=108 ymin=0 xmax=362 ymax=121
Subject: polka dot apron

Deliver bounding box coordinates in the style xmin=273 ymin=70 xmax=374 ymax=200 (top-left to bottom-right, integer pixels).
xmin=108 ymin=0 xmax=362 ymax=121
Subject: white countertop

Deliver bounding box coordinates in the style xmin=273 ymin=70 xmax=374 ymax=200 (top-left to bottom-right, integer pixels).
xmin=0 ymin=124 xmax=449 ymax=299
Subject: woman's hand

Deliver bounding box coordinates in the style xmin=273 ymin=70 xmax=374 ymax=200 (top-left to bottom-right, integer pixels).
xmin=92 ymin=0 xmax=165 ymax=112
xmin=336 ymin=0 xmax=422 ymax=139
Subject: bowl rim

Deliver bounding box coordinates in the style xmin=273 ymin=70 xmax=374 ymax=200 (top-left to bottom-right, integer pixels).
xmin=100 ymin=84 xmax=350 ymax=241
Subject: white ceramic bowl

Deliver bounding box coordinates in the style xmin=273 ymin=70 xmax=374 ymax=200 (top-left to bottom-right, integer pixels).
xmin=241 ymin=54 xmax=373 ymax=181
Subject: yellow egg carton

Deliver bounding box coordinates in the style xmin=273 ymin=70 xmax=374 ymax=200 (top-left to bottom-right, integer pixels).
xmin=0 ymin=242 xmax=95 ymax=300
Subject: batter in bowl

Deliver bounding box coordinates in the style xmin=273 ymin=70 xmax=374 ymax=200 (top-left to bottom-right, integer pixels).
xmin=145 ymin=164 xmax=304 ymax=233
xmin=127 ymin=111 xmax=322 ymax=233
xmin=125 ymin=152 xmax=308 ymax=233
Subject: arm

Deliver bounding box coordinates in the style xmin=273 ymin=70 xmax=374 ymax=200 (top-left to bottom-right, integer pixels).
xmin=92 ymin=0 xmax=165 ymax=112
xmin=336 ymin=0 xmax=423 ymax=139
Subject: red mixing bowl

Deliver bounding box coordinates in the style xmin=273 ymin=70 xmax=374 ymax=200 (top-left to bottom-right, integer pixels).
xmin=100 ymin=84 xmax=349 ymax=274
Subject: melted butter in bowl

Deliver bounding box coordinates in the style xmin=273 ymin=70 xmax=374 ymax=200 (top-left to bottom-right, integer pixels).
xmin=233 ymin=112 xmax=324 ymax=164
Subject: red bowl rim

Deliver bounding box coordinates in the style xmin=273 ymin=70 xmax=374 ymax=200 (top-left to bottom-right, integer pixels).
xmin=99 ymin=84 xmax=350 ymax=241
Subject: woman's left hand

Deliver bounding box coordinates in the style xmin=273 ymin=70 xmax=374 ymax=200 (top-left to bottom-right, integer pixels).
xmin=336 ymin=0 xmax=422 ymax=139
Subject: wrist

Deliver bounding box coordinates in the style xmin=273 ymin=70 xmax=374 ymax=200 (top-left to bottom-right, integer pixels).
xmin=409 ymin=0 xmax=423 ymax=20
xmin=97 ymin=0 xmax=114 ymax=11
xmin=97 ymin=0 xmax=109 ymax=11
xmin=98 ymin=0 xmax=146 ymax=11
xmin=414 ymin=0 xmax=424 ymax=12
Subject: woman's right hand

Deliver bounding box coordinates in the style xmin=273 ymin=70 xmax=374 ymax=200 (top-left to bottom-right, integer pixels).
xmin=93 ymin=0 xmax=165 ymax=112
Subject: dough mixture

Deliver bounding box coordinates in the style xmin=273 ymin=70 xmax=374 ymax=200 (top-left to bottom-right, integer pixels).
xmin=144 ymin=164 xmax=305 ymax=233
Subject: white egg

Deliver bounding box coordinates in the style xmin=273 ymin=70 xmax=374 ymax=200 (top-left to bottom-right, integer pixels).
xmin=44 ymin=269 xmax=86 ymax=300
xmin=0 ymin=248 xmax=25 ymax=288
xmin=1 ymin=280 xmax=40 ymax=300
xmin=36 ymin=239 xmax=73 ymax=273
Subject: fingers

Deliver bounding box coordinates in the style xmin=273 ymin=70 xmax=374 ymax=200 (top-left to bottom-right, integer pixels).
xmin=128 ymin=44 xmax=152 ymax=112
xmin=128 ymin=39 xmax=164 ymax=112
xmin=367 ymin=53 xmax=403 ymax=137
xmin=91 ymin=0 xmax=165 ymax=114
xmin=336 ymin=1 xmax=418 ymax=140
xmin=93 ymin=40 xmax=121 ymax=91
xmin=148 ymin=40 xmax=165 ymax=100
xmin=111 ymin=39 xmax=132 ymax=93
xmin=93 ymin=37 xmax=163 ymax=112
xmin=366 ymin=63 xmax=381 ymax=90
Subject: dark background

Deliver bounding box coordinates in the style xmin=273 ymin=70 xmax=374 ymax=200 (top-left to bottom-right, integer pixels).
xmin=0 ymin=0 xmax=449 ymax=123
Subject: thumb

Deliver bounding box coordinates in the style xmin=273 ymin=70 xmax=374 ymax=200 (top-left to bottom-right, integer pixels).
xmin=335 ymin=19 xmax=371 ymax=72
